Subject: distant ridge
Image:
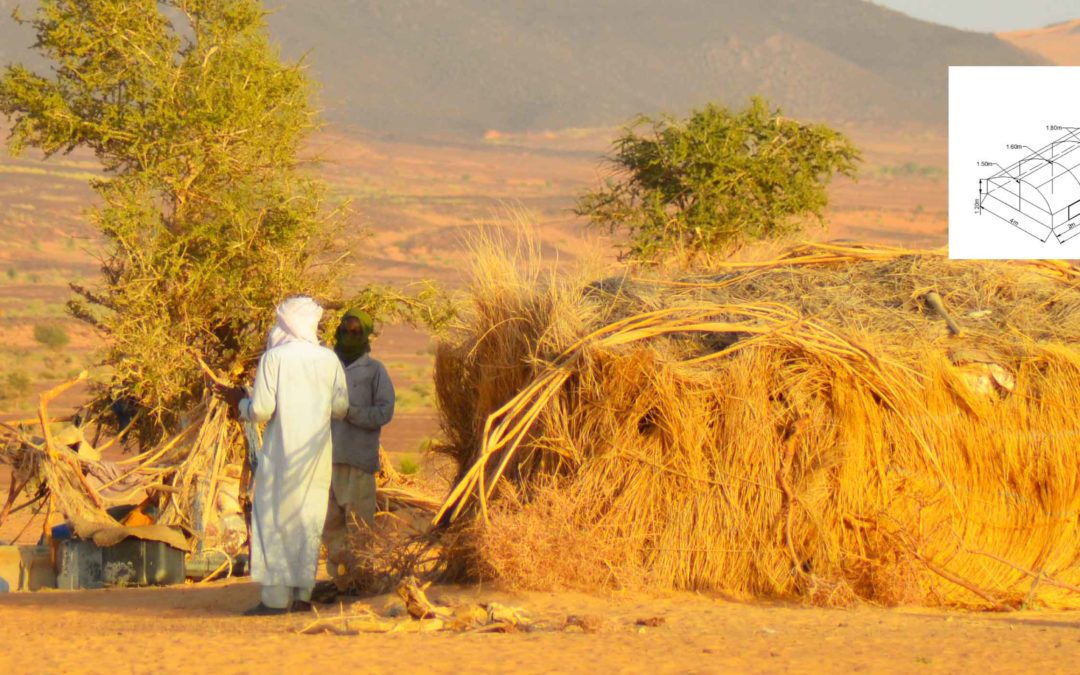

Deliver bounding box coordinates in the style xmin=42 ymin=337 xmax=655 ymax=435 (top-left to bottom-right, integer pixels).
xmin=259 ymin=0 xmax=1044 ymax=136
xmin=0 ymin=0 xmax=1049 ymax=137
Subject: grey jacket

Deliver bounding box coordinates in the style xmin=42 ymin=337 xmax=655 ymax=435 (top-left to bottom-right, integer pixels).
xmin=331 ymin=354 xmax=395 ymax=473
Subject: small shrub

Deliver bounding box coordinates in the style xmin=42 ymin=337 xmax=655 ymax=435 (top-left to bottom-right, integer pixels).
xmin=398 ymin=456 xmax=420 ymax=475
xmin=0 ymin=370 xmax=31 ymax=400
xmin=34 ymin=323 xmax=70 ymax=350
xmin=5 ymin=267 xmax=15 ymax=280
xmin=395 ymin=382 xmax=434 ymax=411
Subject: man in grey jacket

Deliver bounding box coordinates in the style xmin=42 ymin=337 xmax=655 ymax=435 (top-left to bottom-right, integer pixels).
xmin=323 ymin=308 xmax=395 ymax=576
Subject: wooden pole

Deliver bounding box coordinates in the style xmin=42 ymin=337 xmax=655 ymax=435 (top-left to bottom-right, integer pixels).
xmin=37 ymin=371 xmax=89 ymax=541
xmin=923 ymin=291 xmax=963 ymax=336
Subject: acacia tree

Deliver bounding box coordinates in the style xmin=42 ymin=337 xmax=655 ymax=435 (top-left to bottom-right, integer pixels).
xmin=0 ymin=0 xmax=337 ymax=437
xmin=576 ymin=97 xmax=861 ymax=261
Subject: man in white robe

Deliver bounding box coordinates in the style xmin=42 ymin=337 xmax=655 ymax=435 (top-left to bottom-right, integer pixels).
xmin=226 ymin=296 xmax=349 ymax=615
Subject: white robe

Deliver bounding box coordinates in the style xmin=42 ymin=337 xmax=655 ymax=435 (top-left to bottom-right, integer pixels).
xmin=240 ymin=340 xmax=349 ymax=589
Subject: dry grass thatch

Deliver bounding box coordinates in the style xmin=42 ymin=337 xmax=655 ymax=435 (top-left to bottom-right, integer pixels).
xmin=432 ymin=234 xmax=1080 ymax=609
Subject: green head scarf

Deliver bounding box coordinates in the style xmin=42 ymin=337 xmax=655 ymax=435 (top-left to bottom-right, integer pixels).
xmin=335 ymin=308 xmax=374 ymax=365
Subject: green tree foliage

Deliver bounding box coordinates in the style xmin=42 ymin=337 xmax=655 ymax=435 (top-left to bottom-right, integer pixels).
xmin=576 ymin=97 xmax=861 ymax=261
xmin=0 ymin=0 xmax=338 ymax=434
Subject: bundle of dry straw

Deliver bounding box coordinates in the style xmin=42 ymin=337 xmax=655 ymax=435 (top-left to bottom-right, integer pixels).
xmin=0 ymin=371 xmax=246 ymax=545
xmin=432 ymin=236 xmax=1080 ymax=609
xmin=1 ymin=367 xmax=436 ymax=560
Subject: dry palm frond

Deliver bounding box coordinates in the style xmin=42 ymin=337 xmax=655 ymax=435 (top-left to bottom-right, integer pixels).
xmin=2 ymin=384 xmax=440 ymax=558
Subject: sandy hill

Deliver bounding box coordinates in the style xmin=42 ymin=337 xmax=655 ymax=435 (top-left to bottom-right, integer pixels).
xmin=1 ymin=0 xmax=1044 ymax=137
xmin=1000 ymin=18 xmax=1080 ymax=65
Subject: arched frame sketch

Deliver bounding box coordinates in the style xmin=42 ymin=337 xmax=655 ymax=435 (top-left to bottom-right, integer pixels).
xmin=978 ymin=126 xmax=1080 ymax=244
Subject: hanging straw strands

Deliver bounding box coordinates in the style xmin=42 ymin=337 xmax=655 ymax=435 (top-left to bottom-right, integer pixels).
xmin=432 ymin=237 xmax=1080 ymax=609
xmin=436 ymin=301 xmax=951 ymax=526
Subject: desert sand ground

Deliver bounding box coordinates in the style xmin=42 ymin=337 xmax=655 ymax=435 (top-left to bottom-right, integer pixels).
xmin=2 ymin=580 xmax=1080 ymax=674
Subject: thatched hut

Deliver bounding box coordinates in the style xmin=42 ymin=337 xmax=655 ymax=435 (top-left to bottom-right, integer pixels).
xmin=432 ymin=239 xmax=1080 ymax=609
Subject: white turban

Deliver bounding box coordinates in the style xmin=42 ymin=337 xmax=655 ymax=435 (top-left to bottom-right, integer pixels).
xmin=266 ymin=296 xmax=323 ymax=350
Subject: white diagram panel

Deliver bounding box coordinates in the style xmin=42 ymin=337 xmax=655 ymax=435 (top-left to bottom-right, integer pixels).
xmin=950 ymin=67 xmax=1080 ymax=259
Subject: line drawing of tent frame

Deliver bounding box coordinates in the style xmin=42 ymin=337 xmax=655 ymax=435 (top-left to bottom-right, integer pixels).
xmin=979 ymin=126 xmax=1080 ymax=244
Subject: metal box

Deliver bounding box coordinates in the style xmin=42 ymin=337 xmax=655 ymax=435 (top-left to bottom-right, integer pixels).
xmin=102 ymin=538 xmax=185 ymax=587
xmin=56 ymin=539 xmax=104 ymax=590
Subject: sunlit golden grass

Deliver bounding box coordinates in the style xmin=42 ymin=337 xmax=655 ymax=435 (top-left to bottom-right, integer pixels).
xmin=433 ymin=233 xmax=1080 ymax=609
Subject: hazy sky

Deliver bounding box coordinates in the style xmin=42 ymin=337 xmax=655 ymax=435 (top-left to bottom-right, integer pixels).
xmin=873 ymin=0 xmax=1077 ymax=33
